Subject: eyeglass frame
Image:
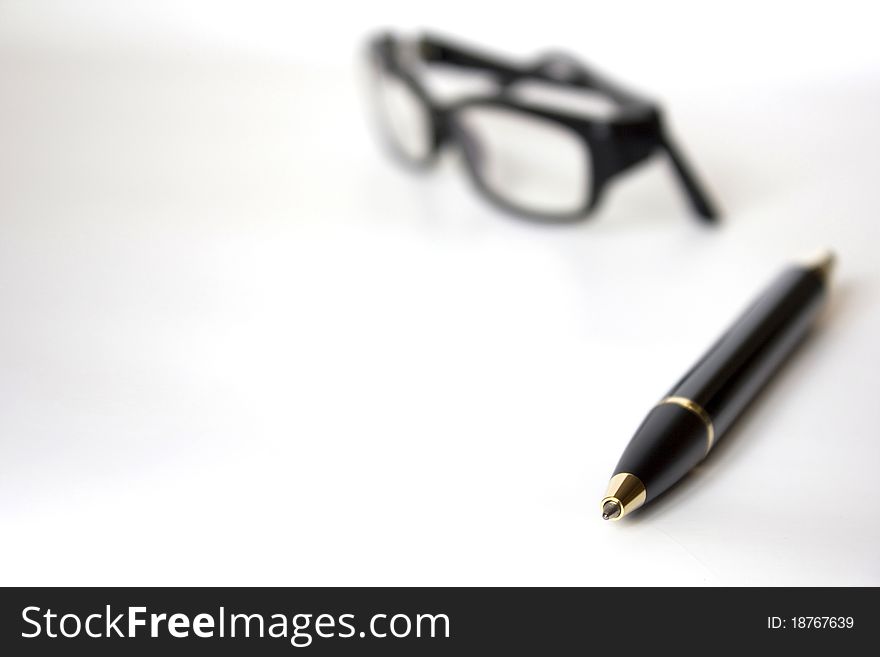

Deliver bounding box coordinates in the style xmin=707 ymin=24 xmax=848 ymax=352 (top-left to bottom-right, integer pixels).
xmin=367 ymin=32 xmax=719 ymax=224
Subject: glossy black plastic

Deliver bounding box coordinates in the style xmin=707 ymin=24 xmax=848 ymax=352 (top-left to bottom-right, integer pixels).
xmin=367 ymin=32 xmax=719 ymax=223
xmin=614 ymin=264 xmax=828 ymax=503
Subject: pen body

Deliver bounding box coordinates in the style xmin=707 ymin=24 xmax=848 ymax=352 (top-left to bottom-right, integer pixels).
xmin=612 ymin=262 xmax=829 ymax=506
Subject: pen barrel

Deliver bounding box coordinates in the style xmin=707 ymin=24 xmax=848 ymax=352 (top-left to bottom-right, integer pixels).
xmin=614 ymin=264 xmax=828 ymax=504
xmin=667 ymin=264 xmax=827 ymax=439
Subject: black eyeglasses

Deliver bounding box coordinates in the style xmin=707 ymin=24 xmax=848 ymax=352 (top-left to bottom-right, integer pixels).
xmin=366 ymin=32 xmax=719 ymax=223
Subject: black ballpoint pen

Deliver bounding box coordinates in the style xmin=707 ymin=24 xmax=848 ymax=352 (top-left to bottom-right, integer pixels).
xmin=601 ymin=252 xmax=835 ymax=520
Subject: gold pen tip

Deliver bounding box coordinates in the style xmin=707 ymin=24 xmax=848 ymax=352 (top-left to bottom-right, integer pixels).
xmin=601 ymin=473 xmax=647 ymax=521
xmin=602 ymin=500 xmax=621 ymax=520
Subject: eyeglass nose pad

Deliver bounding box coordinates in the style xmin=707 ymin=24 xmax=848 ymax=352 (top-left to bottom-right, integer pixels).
xmin=451 ymin=120 xmax=485 ymax=172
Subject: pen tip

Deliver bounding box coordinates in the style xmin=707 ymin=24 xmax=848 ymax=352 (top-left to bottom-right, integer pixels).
xmin=602 ymin=500 xmax=621 ymax=520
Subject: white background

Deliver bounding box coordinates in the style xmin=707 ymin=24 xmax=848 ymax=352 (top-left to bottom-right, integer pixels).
xmin=1 ymin=1 xmax=878 ymax=585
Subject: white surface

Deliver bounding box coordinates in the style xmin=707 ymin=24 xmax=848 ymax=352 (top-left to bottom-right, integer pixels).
xmin=1 ymin=1 xmax=879 ymax=586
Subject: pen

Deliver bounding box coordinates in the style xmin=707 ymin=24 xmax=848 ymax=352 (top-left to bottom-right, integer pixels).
xmin=601 ymin=252 xmax=835 ymax=520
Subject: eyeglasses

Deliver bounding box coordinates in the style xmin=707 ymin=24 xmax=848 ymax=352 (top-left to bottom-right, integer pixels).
xmin=365 ymin=32 xmax=719 ymax=223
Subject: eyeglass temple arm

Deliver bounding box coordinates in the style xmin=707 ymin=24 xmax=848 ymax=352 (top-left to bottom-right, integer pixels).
xmin=658 ymin=131 xmax=719 ymax=222
xmin=535 ymin=54 xmax=653 ymax=108
xmin=419 ymin=35 xmax=653 ymax=109
xmin=417 ymin=33 xmax=524 ymax=84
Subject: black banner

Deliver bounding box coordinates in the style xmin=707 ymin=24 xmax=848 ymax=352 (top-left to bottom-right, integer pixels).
xmin=1 ymin=587 xmax=874 ymax=654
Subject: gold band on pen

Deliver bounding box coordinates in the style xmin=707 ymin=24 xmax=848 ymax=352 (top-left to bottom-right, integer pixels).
xmin=657 ymin=396 xmax=715 ymax=454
